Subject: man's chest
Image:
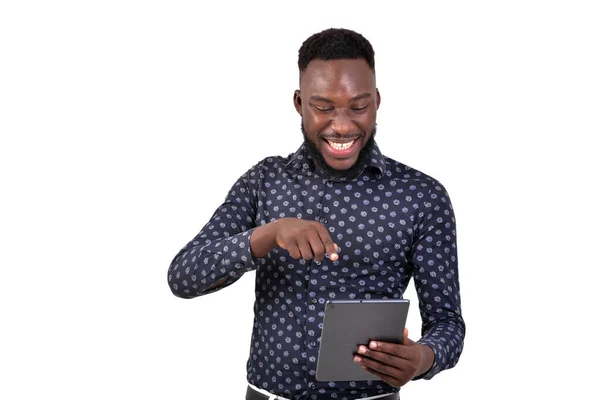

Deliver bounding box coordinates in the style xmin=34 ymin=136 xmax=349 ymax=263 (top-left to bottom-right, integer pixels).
xmin=255 ymin=174 xmax=424 ymax=275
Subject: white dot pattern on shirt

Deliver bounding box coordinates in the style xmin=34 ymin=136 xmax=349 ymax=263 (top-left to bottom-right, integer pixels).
xmin=168 ymin=143 xmax=465 ymax=400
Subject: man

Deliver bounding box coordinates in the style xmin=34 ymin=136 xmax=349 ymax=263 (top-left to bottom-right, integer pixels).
xmin=168 ymin=28 xmax=465 ymax=400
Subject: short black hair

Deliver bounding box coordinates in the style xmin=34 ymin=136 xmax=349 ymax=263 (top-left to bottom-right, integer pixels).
xmin=298 ymin=28 xmax=375 ymax=72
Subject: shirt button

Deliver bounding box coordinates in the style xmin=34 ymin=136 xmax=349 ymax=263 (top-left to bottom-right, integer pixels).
xmin=319 ymin=218 xmax=328 ymax=224
xmin=309 ymin=382 xmax=317 ymax=390
xmin=312 ymin=298 xmax=318 ymax=304
xmin=309 ymin=341 xmax=316 ymax=347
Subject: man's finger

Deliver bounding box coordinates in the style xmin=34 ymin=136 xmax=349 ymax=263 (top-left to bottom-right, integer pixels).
xmin=355 ymin=355 xmax=407 ymax=386
xmin=360 ymin=365 xmax=403 ymax=387
xmin=368 ymin=341 xmax=411 ymax=360
xmin=297 ymin=239 xmax=314 ymax=260
xmin=403 ymin=328 xmax=408 ymax=344
xmin=317 ymin=225 xmax=338 ymax=261
xmin=360 ymin=365 xmax=404 ymax=387
xmin=276 ymin=237 xmax=287 ymax=249
xmin=287 ymin=244 xmax=301 ymax=259
xmin=356 ymin=345 xmax=403 ymax=369
xmin=306 ymin=230 xmax=326 ymax=261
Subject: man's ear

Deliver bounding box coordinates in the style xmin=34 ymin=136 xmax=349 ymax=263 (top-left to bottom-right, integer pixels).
xmin=293 ymin=90 xmax=302 ymax=116
xmin=376 ymin=88 xmax=381 ymax=110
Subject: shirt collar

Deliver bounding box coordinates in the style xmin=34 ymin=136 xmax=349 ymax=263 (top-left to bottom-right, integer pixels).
xmin=285 ymin=141 xmax=387 ymax=182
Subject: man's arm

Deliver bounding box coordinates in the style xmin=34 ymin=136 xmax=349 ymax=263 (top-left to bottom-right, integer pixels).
xmin=410 ymin=181 xmax=465 ymax=380
xmin=167 ymin=164 xmax=261 ymax=298
xmin=167 ymin=162 xmax=341 ymax=298
xmin=353 ymin=181 xmax=464 ymax=386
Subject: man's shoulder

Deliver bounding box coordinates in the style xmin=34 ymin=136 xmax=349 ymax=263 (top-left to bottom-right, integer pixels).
xmin=238 ymin=153 xmax=296 ymax=178
xmin=383 ymin=155 xmax=447 ymax=192
xmin=253 ymin=153 xmax=294 ymax=170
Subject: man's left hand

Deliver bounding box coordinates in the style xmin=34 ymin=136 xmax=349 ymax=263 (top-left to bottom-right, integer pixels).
xmin=353 ymin=329 xmax=433 ymax=387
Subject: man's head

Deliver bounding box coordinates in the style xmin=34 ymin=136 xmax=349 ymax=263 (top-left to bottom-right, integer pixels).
xmin=294 ymin=28 xmax=380 ymax=178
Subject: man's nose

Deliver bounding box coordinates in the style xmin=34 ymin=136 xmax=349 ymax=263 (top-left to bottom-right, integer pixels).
xmin=330 ymin=110 xmax=354 ymax=136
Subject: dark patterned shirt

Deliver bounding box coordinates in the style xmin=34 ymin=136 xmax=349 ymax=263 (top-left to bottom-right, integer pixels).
xmin=168 ymin=142 xmax=465 ymax=400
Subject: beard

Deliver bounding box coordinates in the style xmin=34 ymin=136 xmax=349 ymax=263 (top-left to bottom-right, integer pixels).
xmin=301 ymin=122 xmax=377 ymax=181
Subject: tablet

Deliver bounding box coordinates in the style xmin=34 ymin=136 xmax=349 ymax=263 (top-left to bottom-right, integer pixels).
xmin=315 ymin=299 xmax=410 ymax=382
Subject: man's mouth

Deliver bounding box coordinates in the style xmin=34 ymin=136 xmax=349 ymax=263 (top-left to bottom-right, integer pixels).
xmin=321 ymin=137 xmax=360 ymax=159
xmin=326 ymin=139 xmax=356 ymax=151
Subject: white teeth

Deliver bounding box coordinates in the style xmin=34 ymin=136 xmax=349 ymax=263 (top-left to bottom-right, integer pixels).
xmin=327 ymin=140 xmax=355 ymax=150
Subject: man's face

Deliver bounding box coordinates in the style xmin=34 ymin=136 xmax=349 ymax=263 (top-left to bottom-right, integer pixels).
xmin=294 ymin=58 xmax=380 ymax=171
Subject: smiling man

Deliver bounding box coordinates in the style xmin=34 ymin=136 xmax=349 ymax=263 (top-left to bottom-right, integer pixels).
xmin=296 ymin=57 xmax=379 ymax=178
xmin=168 ymin=28 xmax=465 ymax=400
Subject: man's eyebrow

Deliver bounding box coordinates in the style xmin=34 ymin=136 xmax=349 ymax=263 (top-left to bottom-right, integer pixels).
xmin=350 ymin=93 xmax=372 ymax=101
xmin=309 ymin=95 xmax=334 ymax=103
xmin=309 ymin=93 xmax=372 ymax=103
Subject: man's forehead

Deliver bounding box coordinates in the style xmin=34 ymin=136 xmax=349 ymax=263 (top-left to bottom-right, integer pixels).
xmin=300 ymin=58 xmax=375 ymax=91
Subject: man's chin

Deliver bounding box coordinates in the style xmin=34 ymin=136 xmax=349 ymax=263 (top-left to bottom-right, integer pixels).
xmin=301 ymin=121 xmax=377 ymax=181
xmin=305 ymin=139 xmax=373 ymax=181
xmin=322 ymin=156 xmax=358 ymax=172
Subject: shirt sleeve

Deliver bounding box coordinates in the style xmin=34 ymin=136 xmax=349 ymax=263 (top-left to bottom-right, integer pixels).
xmin=167 ymin=163 xmax=262 ymax=299
xmin=410 ymin=181 xmax=466 ymax=380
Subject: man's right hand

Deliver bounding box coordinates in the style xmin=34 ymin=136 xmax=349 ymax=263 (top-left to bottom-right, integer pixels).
xmin=250 ymin=218 xmax=339 ymax=261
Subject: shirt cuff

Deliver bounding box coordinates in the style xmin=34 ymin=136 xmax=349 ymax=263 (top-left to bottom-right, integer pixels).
xmin=413 ymin=339 xmax=441 ymax=381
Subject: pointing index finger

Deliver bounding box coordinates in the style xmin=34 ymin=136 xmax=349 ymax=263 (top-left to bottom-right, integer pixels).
xmin=325 ymin=243 xmax=340 ymax=261
xmin=317 ymin=226 xmax=339 ymax=261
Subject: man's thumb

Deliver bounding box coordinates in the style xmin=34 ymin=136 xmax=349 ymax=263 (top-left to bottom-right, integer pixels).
xmin=403 ymin=328 xmax=416 ymax=345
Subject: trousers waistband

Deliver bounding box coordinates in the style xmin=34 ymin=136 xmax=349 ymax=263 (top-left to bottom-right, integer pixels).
xmin=246 ymin=384 xmax=398 ymax=400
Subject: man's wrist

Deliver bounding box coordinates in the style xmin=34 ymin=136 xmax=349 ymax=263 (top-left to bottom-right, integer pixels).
xmin=415 ymin=343 xmax=435 ymax=378
xmin=250 ymin=222 xmax=278 ymax=258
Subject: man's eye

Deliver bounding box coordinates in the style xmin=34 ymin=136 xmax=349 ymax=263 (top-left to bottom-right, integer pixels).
xmin=315 ymin=106 xmax=333 ymax=112
xmin=351 ymin=105 xmax=368 ymax=112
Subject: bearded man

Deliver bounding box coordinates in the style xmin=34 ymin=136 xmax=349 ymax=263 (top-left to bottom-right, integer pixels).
xmin=168 ymin=27 xmax=465 ymax=400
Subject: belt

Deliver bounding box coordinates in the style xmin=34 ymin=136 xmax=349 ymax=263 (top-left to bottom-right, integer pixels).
xmin=246 ymin=384 xmax=398 ymax=400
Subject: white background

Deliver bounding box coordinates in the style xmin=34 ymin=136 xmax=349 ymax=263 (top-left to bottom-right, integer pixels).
xmin=1 ymin=1 xmax=599 ymax=399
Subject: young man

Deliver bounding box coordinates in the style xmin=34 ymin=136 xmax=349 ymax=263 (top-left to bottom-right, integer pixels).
xmin=168 ymin=28 xmax=465 ymax=400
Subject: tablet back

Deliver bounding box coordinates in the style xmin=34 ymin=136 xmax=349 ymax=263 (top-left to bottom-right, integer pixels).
xmin=315 ymin=299 xmax=410 ymax=382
